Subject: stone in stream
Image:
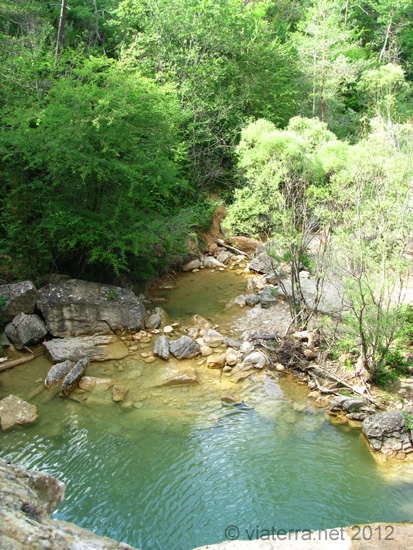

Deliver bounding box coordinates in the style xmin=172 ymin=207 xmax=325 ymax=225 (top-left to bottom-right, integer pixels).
xmin=44 ymin=360 xmax=75 ymax=389
xmin=169 ymin=335 xmax=200 ymax=359
xmin=78 ymin=377 xmax=114 ymax=391
xmin=191 ymin=314 xmax=211 ymax=335
xmin=182 ymin=259 xmax=201 ymax=271
xmin=240 ymin=351 xmax=268 ymax=370
xmin=0 ymin=395 xmax=38 ymax=430
xmin=225 ymin=295 xmax=247 ymax=309
xmin=153 ymin=335 xmax=170 ymax=360
xmin=203 ymin=256 xmax=226 ymax=269
xmin=160 ymin=368 xmax=198 ymax=386
xmin=203 ymin=329 xmax=223 ymax=348
xmin=216 ymin=249 xmax=233 ymax=264
xmin=0 ymin=281 xmax=38 ymax=322
xmin=225 ymin=348 xmax=241 ymax=366
xmin=60 ymin=357 xmax=89 ymax=396
xmin=5 ymin=312 xmax=47 ymax=350
xmin=362 ymin=410 xmax=413 ymax=456
xmin=112 ymin=385 xmax=129 ymax=402
xmin=245 ymin=294 xmax=261 ymax=307
xmin=206 ymin=354 xmax=226 ymax=369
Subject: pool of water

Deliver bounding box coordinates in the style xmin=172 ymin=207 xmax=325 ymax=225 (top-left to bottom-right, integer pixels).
xmin=1 ymin=270 xmax=413 ymax=550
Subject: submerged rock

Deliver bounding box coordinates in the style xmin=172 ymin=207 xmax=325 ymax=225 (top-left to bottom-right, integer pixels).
xmin=0 ymin=395 xmax=38 ymax=430
xmin=154 ymin=335 xmax=170 ymax=360
xmin=37 ymin=279 xmax=146 ymax=337
xmin=362 ymin=410 xmax=413 ymax=457
xmin=206 ymin=353 xmax=226 ymax=369
xmin=44 ymin=360 xmax=75 ymax=389
xmin=78 ymin=377 xmax=114 ymax=391
xmin=5 ymin=313 xmax=47 ymax=350
xmin=112 ymin=385 xmax=129 ymax=402
xmin=0 ymin=281 xmax=37 ymax=321
xmin=44 ymin=334 xmax=128 ymax=362
xmin=161 ymin=368 xmax=198 ymax=386
xmin=170 ymin=335 xmax=200 ymax=359
xmin=60 ymin=357 xmax=89 ymax=396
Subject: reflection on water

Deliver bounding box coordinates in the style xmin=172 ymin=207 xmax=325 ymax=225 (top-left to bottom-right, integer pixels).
xmin=1 ymin=269 xmax=413 ymax=550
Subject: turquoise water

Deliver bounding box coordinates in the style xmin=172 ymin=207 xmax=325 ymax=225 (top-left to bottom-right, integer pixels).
xmin=1 ymin=270 xmax=413 ymax=550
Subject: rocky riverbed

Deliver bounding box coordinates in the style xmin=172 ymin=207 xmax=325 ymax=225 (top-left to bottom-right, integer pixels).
xmin=1 ymin=238 xmax=413 ymax=549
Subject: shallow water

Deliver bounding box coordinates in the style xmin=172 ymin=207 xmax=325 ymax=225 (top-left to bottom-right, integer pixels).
xmin=1 ymin=270 xmax=413 ymax=550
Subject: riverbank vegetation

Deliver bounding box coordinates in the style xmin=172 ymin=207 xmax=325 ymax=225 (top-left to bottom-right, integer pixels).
xmin=1 ymin=1 xmax=412 ymax=379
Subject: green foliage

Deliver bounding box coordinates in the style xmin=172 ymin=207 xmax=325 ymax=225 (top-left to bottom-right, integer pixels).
xmin=402 ymin=412 xmax=413 ymax=431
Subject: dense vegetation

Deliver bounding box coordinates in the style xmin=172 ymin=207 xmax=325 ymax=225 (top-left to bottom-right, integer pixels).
xmin=1 ymin=0 xmax=412 ymax=378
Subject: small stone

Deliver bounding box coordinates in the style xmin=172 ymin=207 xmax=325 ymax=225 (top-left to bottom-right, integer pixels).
xmin=223 ymin=366 xmax=232 ymax=373
xmin=225 ymin=348 xmax=240 ymax=366
xmin=201 ymin=345 xmax=213 ymax=357
xmin=204 ymin=329 xmax=224 ymax=348
xmin=207 ymin=354 xmax=226 ymax=369
xmin=129 ymin=345 xmax=138 ymax=352
xmin=308 ymin=391 xmax=321 ymax=399
xmin=275 ymin=363 xmax=286 ymax=372
xmin=315 ymin=396 xmax=331 ymax=408
xmin=182 ymin=259 xmax=201 ymax=271
xmin=153 ymin=335 xmax=170 ymax=360
xmin=112 ymin=385 xmax=128 ymax=402
xmin=143 ymin=356 xmax=157 ymax=363
xmin=221 ymin=393 xmax=237 ymax=403
xmin=163 ymin=326 xmax=174 ymax=335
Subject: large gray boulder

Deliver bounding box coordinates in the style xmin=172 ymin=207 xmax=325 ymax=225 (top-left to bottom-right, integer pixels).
xmin=248 ymin=252 xmax=276 ymax=275
xmin=5 ymin=313 xmax=47 ymax=349
xmin=153 ymin=335 xmax=170 ymax=360
xmin=0 ymin=395 xmax=38 ymax=430
xmin=170 ymin=335 xmax=200 ymax=359
xmin=61 ymin=357 xmax=89 ymax=396
xmin=362 ymin=410 xmax=413 ymax=456
xmin=43 ymin=334 xmax=128 ymax=362
xmin=278 ymin=274 xmax=345 ymax=316
xmin=0 ymin=460 xmax=137 ymax=549
xmin=0 ymin=281 xmax=37 ymax=321
xmin=37 ymin=279 xmax=145 ymax=337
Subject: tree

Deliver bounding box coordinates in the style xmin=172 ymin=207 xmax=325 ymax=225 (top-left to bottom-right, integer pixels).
xmin=114 ymin=0 xmax=298 ymax=189
xmin=329 ymin=119 xmax=413 ymax=378
xmin=292 ymin=0 xmax=363 ymax=133
xmin=224 ymin=117 xmax=345 ymax=326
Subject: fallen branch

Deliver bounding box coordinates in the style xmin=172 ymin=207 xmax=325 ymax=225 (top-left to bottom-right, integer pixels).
xmin=306 ymin=364 xmax=383 ymax=409
xmin=251 ymin=333 xmax=279 ymax=341
xmin=309 ymin=373 xmax=340 ymax=394
xmin=0 ymin=355 xmax=35 ymax=372
xmin=217 ymin=239 xmax=251 ymax=260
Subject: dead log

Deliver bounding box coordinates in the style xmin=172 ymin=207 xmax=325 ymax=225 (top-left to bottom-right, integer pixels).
xmin=306 ymin=364 xmax=384 ymax=409
xmin=0 ymin=355 xmax=35 ymax=372
xmin=217 ymin=239 xmax=252 ymax=259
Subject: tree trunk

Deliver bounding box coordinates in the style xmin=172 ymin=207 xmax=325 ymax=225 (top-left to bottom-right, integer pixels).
xmin=55 ymin=0 xmax=68 ymax=57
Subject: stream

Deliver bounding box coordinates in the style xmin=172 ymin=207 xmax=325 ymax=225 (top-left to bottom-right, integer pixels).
xmin=1 ymin=269 xmax=413 ymax=549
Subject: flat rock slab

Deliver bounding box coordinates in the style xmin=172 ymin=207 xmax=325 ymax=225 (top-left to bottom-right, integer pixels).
xmin=160 ymin=367 xmax=198 ymax=386
xmin=37 ymin=279 xmax=145 ymax=337
xmin=278 ymin=275 xmax=345 ymax=316
xmin=0 ymin=281 xmax=37 ymax=321
xmin=44 ymin=334 xmax=128 ymax=362
xmin=0 ymin=395 xmax=37 ymax=430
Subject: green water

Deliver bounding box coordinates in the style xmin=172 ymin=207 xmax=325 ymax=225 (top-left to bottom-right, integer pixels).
xmin=1 ymin=270 xmax=413 ymax=550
